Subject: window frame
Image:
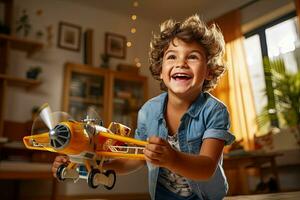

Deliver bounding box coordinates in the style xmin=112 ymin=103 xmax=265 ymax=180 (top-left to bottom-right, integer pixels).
xmin=244 ymin=11 xmax=297 ymax=127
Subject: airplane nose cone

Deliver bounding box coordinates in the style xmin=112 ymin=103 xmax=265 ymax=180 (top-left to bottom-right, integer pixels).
xmin=50 ymin=124 xmax=71 ymax=149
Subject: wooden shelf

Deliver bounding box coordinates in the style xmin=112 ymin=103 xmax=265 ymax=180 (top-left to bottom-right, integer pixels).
xmin=0 ymin=74 xmax=41 ymax=89
xmin=70 ymin=96 xmax=103 ymax=105
xmin=0 ymin=34 xmax=43 ymax=56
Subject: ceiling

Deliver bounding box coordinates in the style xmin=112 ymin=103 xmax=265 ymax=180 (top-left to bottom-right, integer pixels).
xmin=64 ymin=0 xmax=255 ymax=22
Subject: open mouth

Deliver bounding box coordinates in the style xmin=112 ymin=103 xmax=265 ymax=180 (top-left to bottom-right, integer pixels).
xmin=171 ymin=73 xmax=192 ymax=81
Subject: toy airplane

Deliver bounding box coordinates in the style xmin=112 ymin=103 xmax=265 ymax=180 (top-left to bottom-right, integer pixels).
xmin=23 ymin=103 xmax=148 ymax=190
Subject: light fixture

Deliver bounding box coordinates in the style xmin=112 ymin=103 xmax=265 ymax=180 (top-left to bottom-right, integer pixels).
xmin=131 ymin=28 xmax=136 ymax=33
xmin=131 ymin=15 xmax=137 ymax=20
xmin=127 ymin=42 xmax=132 ymax=47
xmin=133 ymin=1 xmax=138 ymax=7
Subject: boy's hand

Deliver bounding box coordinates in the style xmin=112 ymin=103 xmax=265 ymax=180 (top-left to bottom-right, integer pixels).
xmin=144 ymin=136 xmax=177 ymax=168
xmin=51 ymin=155 xmax=69 ymax=178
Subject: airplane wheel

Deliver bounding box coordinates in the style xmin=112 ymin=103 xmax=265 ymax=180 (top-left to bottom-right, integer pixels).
xmin=104 ymin=170 xmax=116 ymax=190
xmin=88 ymin=169 xmax=100 ymax=189
xmin=56 ymin=164 xmax=67 ymax=181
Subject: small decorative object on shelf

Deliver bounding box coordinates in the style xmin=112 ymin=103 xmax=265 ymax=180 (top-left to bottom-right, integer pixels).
xmin=31 ymin=106 xmax=40 ymax=120
xmin=35 ymin=30 xmax=44 ymax=40
xmin=16 ymin=9 xmax=32 ymax=37
xmin=101 ymin=53 xmax=110 ymax=68
xmin=26 ymin=66 xmax=42 ymax=79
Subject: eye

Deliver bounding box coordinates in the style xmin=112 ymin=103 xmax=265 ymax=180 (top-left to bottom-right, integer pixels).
xmin=188 ymin=54 xmax=200 ymax=60
xmin=166 ymin=54 xmax=176 ymax=60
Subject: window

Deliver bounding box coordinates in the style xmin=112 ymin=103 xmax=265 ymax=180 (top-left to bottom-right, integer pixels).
xmin=244 ymin=12 xmax=299 ymax=126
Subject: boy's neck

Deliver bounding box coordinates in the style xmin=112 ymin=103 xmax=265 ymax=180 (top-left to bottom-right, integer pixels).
xmin=167 ymin=91 xmax=199 ymax=111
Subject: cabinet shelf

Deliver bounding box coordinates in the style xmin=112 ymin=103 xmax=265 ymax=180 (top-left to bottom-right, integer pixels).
xmin=70 ymin=96 xmax=103 ymax=106
xmin=0 ymin=74 xmax=41 ymax=89
xmin=0 ymin=34 xmax=43 ymax=56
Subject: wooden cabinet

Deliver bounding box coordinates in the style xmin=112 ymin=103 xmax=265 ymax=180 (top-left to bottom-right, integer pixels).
xmin=63 ymin=63 xmax=148 ymax=132
xmin=108 ymin=70 xmax=148 ymax=133
xmin=62 ymin=63 xmax=109 ymax=123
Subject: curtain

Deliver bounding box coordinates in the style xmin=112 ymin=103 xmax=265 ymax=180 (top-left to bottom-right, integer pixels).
xmin=210 ymin=10 xmax=258 ymax=150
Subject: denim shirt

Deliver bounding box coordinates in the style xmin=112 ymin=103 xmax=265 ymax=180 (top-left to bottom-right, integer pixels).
xmin=135 ymin=92 xmax=235 ymax=200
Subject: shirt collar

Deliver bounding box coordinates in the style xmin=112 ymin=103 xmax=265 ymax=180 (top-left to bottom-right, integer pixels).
xmin=157 ymin=92 xmax=207 ymax=120
xmin=185 ymin=92 xmax=206 ymax=118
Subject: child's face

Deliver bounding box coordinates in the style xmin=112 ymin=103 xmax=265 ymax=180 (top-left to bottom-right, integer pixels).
xmin=160 ymin=37 xmax=210 ymax=97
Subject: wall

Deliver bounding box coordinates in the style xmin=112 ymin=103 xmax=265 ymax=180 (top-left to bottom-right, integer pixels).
xmin=5 ymin=0 xmax=161 ymax=123
xmin=3 ymin=0 xmax=161 ymax=197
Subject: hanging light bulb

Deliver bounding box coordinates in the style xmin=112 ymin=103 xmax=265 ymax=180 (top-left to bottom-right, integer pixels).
xmin=133 ymin=1 xmax=139 ymax=7
xmin=136 ymin=62 xmax=141 ymax=68
xmin=127 ymin=41 xmax=132 ymax=47
xmin=131 ymin=28 xmax=136 ymax=33
xmin=131 ymin=15 xmax=137 ymax=20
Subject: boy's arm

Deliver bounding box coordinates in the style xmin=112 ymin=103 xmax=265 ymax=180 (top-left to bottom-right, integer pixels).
xmin=144 ymin=137 xmax=224 ymax=180
xmin=103 ymin=159 xmax=146 ymax=175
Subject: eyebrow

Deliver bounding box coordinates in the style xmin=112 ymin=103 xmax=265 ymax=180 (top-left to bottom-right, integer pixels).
xmin=164 ymin=49 xmax=204 ymax=56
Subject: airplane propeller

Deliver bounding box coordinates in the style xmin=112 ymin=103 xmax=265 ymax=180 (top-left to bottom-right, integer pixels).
xmin=31 ymin=104 xmax=73 ymax=149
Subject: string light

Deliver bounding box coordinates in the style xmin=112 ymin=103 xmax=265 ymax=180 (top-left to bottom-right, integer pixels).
xmin=131 ymin=28 xmax=136 ymax=33
xmin=133 ymin=1 xmax=139 ymax=7
xmin=129 ymin=1 xmax=141 ymax=68
xmin=131 ymin=15 xmax=137 ymax=20
xmin=136 ymin=62 xmax=141 ymax=68
xmin=126 ymin=41 xmax=132 ymax=47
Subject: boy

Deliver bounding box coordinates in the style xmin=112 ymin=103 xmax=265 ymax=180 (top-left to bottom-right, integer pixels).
xmin=52 ymin=14 xmax=235 ymax=200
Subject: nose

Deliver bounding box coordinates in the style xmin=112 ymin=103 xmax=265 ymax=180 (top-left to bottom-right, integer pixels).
xmin=175 ymin=58 xmax=188 ymax=68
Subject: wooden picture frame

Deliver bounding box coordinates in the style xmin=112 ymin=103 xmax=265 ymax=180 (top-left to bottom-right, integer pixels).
xmin=57 ymin=21 xmax=81 ymax=52
xmin=105 ymin=32 xmax=126 ymax=59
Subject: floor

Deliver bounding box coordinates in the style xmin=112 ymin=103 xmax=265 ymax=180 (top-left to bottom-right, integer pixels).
xmin=225 ymin=191 xmax=300 ymax=200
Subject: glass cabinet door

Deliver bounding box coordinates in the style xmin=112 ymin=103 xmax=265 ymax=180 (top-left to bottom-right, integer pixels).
xmin=111 ymin=77 xmax=147 ymax=133
xmin=68 ymin=71 xmax=106 ymax=122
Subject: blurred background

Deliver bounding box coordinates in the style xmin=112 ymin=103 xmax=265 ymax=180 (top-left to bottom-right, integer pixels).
xmin=0 ymin=0 xmax=299 ymax=199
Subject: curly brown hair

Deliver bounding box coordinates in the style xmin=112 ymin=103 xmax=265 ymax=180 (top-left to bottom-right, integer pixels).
xmin=149 ymin=14 xmax=226 ymax=92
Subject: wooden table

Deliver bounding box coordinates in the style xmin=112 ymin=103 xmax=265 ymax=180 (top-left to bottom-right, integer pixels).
xmin=0 ymin=161 xmax=57 ymax=200
xmin=223 ymin=151 xmax=282 ymax=195
xmin=225 ymin=191 xmax=300 ymax=200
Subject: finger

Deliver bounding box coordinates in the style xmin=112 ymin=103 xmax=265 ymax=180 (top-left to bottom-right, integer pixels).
xmin=144 ymin=148 xmax=162 ymax=160
xmin=148 ymin=136 xmax=167 ymax=145
xmin=56 ymin=155 xmax=69 ymax=163
xmin=52 ymin=166 xmax=57 ymax=178
xmin=146 ymin=144 xmax=164 ymax=154
xmin=53 ymin=161 xmax=63 ymax=169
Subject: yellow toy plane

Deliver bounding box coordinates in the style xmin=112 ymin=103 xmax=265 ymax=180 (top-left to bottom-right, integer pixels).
xmin=23 ymin=103 xmax=147 ymax=189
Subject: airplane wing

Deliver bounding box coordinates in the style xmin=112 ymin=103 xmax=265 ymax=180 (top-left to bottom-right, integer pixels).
xmin=95 ymin=132 xmax=148 ymax=160
xmin=99 ymin=132 xmax=148 ymax=146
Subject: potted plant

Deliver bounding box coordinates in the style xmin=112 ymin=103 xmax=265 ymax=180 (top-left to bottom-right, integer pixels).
xmin=26 ymin=66 xmax=42 ymax=79
xmin=257 ymin=57 xmax=300 ymax=146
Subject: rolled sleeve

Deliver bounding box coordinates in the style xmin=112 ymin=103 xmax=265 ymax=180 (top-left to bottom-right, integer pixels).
xmin=203 ymin=129 xmax=235 ymax=145
xmin=203 ymin=107 xmax=235 ymax=145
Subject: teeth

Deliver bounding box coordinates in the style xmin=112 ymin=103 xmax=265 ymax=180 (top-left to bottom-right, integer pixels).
xmin=172 ymin=73 xmax=191 ymax=78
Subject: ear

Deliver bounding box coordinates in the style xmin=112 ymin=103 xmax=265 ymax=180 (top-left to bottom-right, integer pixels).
xmin=160 ymin=73 xmax=163 ymax=79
